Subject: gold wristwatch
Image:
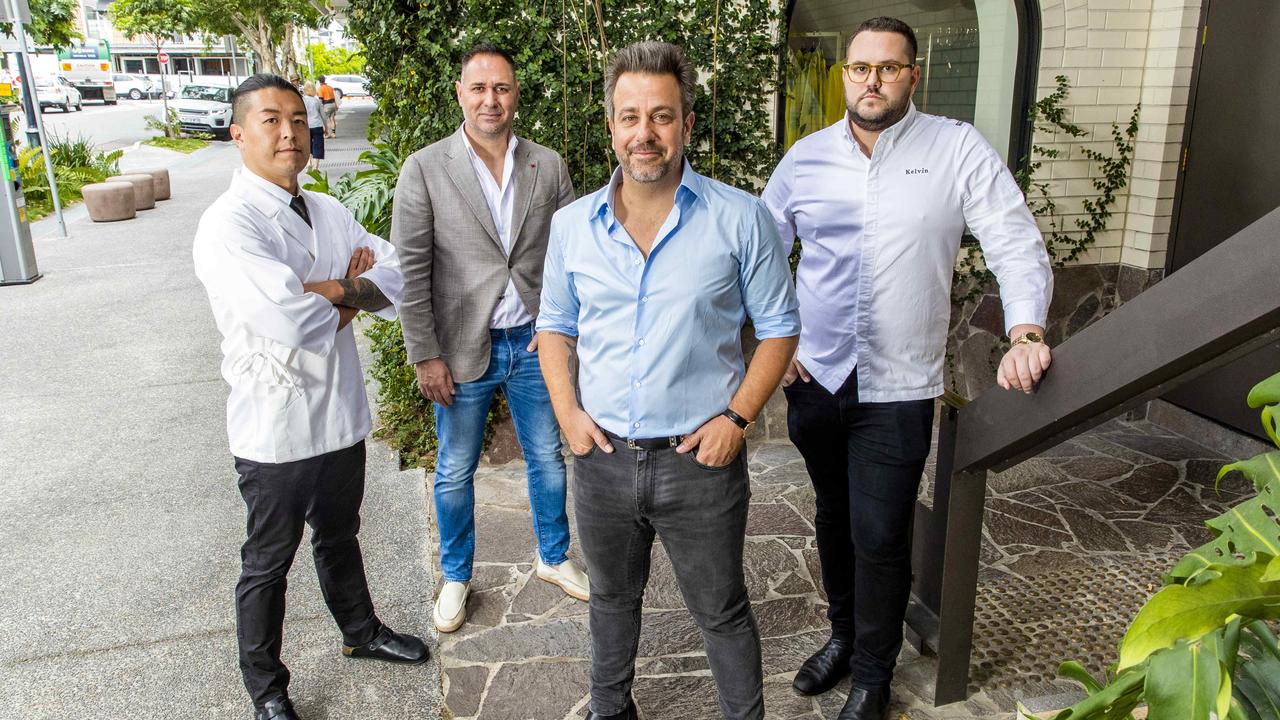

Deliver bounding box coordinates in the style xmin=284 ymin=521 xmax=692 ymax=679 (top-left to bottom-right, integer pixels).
xmin=1012 ymin=331 xmax=1044 ymax=347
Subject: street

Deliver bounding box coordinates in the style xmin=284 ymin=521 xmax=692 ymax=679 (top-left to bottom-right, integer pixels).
xmin=28 ymin=98 xmax=171 ymax=151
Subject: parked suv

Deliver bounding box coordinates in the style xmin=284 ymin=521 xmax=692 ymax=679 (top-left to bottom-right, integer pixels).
xmin=172 ymin=84 xmax=233 ymax=139
xmin=35 ymin=76 xmax=83 ymax=112
xmin=113 ymin=74 xmax=160 ymax=100
xmin=324 ymin=74 xmax=370 ymax=99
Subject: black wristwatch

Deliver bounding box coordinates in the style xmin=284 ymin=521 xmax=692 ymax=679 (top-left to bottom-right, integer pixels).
xmin=721 ymin=409 xmax=755 ymax=433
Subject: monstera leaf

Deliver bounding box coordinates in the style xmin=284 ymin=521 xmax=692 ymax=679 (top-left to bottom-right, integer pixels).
xmin=1166 ymin=370 xmax=1280 ymax=585
xmin=1166 ymin=453 xmax=1280 ymax=583
xmin=1120 ymin=560 xmax=1280 ymax=670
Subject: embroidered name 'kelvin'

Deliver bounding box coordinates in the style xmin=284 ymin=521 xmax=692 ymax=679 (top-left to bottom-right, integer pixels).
xmin=905 ymin=168 xmax=929 ymax=175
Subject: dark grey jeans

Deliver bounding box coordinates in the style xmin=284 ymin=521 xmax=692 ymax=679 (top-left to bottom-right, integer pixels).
xmin=572 ymin=438 xmax=764 ymax=719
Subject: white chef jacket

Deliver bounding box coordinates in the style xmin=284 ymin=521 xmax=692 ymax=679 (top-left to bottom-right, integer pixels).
xmin=193 ymin=168 xmax=404 ymax=463
xmin=763 ymin=104 xmax=1052 ymax=401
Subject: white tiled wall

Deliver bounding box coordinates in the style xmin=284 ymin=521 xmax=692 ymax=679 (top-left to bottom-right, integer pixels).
xmin=1035 ymin=0 xmax=1202 ymax=271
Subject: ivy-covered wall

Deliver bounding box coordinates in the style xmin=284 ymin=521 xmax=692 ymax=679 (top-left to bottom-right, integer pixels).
xmin=347 ymin=0 xmax=784 ymax=194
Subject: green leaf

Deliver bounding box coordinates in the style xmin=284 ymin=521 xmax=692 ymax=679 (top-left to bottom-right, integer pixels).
xmin=1145 ymin=642 xmax=1221 ymax=720
xmin=1246 ymin=371 xmax=1280 ymax=449
xmin=1120 ymin=562 xmax=1280 ymax=670
xmin=1264 ymin=555 xmax=1280 ymax=583
xmin=1167 ymin=453 xmax=1280 ymax=583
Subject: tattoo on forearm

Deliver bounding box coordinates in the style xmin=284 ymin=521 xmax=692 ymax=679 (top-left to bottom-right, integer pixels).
xmin=336 ymin=278 xmax=392 ymax=312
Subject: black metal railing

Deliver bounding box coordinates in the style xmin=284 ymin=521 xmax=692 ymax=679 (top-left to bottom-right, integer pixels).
xmin=908 ymin=206 xmax=1280 ymax=705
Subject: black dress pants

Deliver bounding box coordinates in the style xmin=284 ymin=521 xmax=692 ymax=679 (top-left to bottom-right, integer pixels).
xmin=783 ymin=370 xmax=934 ymax=690
xmin=233 ymin=440 xmax=382 ymax=708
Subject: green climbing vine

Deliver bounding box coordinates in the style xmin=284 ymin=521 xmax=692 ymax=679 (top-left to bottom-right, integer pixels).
xmin=953 ymin=74 xmax=1141 ymax=306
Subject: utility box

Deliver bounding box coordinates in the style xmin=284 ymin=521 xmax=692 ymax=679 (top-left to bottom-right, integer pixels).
xmin=0 ymin=104 xmax=39 ymax=285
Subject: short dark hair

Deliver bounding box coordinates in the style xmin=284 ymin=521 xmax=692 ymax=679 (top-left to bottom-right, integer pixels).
xmin=460 ymin=42 xmax=517 ymax=76
xmin=850 ymin=16 xmax=918 ymax=62
xmin=232 ymin=73 xmax=303 ymax=125
xmin=318 ymin=75 xmax=326 ymax=83
xmin=603 ymin=41 xmax=696 ymax=119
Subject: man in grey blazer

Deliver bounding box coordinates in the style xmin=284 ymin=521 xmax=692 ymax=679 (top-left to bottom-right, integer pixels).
xmin=391 ymin=42 xmax=589 ymax=633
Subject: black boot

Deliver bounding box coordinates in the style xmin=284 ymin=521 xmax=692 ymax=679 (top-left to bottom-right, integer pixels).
xmin=836 ymin=685 xmax=890 ymax=720
xmin=792 ymin=635 xmax=854 ymax=695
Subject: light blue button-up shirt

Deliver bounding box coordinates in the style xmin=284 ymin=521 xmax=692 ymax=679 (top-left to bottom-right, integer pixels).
xmin=538 ymin=162 xmax=800 ymax=438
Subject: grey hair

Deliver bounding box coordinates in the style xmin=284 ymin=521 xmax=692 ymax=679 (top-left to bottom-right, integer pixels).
xmin=603 ymin=41 xmax=696 ymax=119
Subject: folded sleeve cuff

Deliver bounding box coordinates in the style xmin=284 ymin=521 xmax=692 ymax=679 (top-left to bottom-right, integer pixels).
xmin=751 ymin=310 xmax=801 ymax=340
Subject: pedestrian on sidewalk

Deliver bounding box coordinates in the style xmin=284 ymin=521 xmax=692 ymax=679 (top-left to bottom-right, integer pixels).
xmin=390 ymin=42 xmax=588 ymax=635
xmin=761 ymin=17 xmax=1053 ymax=720
xmin=193 ymin=73 xmax=430 ymax=720
xmin=302 ymin=81 xmax=325 ymax=172
xmin=318 ymin=75 xmax=339 ymax=138
xmin=537 ymin=41 xmax=800 ymax=720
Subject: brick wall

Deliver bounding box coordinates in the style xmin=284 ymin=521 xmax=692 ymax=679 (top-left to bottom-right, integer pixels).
xmin=1035 ymin=0 xmax=1202 ymax=271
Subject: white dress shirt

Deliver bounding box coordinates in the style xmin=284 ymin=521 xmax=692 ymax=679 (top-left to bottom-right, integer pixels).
xmin=762 ymin=104 xmax=1052 ymax=402
xmin=193 ymin=168 xmax=403 ymax=463
xmin=460 ymin=126 xmax=534 ymax=329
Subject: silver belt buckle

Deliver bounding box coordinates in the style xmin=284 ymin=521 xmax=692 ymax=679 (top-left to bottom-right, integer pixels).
xmin=627 ymin=438 xmax=639 ymax=450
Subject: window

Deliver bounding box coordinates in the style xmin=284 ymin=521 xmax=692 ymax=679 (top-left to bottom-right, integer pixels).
xmin=783 ymin=0 xmax=1036 ymax=164
xmin=201 ymin=57 xmax=233 ymax=75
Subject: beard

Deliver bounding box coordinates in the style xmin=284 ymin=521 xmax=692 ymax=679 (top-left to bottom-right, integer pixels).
xmin=619 ymin=141 xmax=682 ymax=183
xmin=847 ymin=90 xmax=911 ymax=132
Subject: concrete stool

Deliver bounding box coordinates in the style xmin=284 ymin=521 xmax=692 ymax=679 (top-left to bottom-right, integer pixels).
xmin=105 ymin=174 xmax=156 ymax=210
xmin=81 ymin=182 xmax=137 ymax=222
xmin=135 ymin=167 xmax=171 ymax=201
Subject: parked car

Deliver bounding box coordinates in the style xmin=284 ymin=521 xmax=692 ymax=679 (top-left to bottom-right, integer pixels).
xmin=35 ymin=76 xmax=83 ymax=113
xmin=172 ymin=84 xmax=233 ymax=139
xmin=324 ymin=74 xmax=370 ymax=99
xmin=113 ymin=73 xmax=160 ymax=100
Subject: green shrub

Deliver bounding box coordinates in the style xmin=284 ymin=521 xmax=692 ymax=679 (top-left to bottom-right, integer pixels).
xmin=18 ymin=134 xmax=122 ymax=221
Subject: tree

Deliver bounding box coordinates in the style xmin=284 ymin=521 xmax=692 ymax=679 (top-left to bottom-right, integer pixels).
xmin=195 ymin=0 xmax=323 ymax=80
xmin=110 ymin=0 xmax=197 ymax=136
xmin=306 ymin=42 xmax=365 ymax=80
xmin=2 ymin=0 xmax=80 ymax=49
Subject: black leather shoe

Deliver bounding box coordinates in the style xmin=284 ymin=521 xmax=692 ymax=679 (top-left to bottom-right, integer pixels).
xmin=585 ymin=697 xmax=637 ymax=719
xmin=342 ymin=626 xmax=430 ymax=665
xmin=836 ymin=685 xmax=891 ymax=720
xmin=792 ymin=635 xmax=854 ymax=695
xmin=255 ymin=697 xmax=300 ymax=720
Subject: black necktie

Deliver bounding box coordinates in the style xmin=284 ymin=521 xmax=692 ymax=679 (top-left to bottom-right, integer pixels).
xmin=289 ymin=194 xmax=312 ymax=228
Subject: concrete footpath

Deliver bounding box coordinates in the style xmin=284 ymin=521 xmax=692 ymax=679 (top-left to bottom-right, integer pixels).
xmin=0 ymin=104 xmax=443 ymax=719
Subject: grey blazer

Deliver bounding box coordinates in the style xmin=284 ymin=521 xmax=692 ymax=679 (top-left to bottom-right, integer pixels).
xmin=391 ymin=127 xmax=576 ymax=383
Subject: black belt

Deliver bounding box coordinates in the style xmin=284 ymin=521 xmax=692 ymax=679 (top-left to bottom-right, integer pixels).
xmin=604 ymin=429 xmax=684 ymax=450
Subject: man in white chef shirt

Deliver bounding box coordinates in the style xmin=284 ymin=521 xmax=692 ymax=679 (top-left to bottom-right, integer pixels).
xmin=762 ymin=17 xmax=1053 ymax=720
xmin=193 ymin=74 xmax=428 ymax=720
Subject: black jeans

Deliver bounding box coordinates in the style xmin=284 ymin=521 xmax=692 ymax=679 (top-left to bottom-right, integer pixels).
xmin=572 ymin=438 xmax=764 ymax=720
xmin=233 ymin=440 xmax=383 ymax=708
xmin=783 ymin=371 xmax=934 ymax=690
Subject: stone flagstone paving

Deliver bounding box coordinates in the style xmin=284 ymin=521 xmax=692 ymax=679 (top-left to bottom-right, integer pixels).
xmin=425 ymin=416 xmax=1245 ymax=719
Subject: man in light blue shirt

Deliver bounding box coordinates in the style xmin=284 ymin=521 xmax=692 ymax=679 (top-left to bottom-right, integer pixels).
xmin=537 ymin=42 xmax=799 ymax=720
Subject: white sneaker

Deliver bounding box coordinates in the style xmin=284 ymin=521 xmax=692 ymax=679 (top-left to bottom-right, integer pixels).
xmin=433 ymin=581 xmax=470 ymax=633
xmin=535 ymin=556 xmax=590 ymax=601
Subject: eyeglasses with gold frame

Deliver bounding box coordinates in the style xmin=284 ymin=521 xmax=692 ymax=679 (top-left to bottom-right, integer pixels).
xmin=841 ymin=62 xmax=916 ymax=84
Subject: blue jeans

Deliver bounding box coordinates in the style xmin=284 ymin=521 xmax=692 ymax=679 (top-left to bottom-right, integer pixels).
xmin=433 ymin=323 xmax=570 ymax=582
